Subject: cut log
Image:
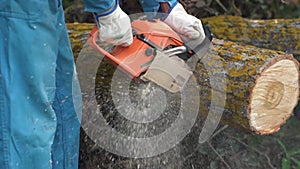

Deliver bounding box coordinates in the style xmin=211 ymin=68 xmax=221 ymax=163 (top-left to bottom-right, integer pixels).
xmin=200 ymin=15 xmax=300 ymax=120
xmin=66 ymin=22 xmax=300 ymax=134
xmin=199 ymin=39 xmax=299 ymax=134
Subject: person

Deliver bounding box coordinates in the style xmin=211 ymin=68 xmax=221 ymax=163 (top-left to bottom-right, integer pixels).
xmin=0 ymin=0 xmax=205 ymax=168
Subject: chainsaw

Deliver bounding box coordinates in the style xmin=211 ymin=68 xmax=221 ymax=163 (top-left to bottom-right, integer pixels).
xmin=87 ymin=18 xmax=211 ymax=93
xmin=79 ymin=18 xmax=222 ymax=152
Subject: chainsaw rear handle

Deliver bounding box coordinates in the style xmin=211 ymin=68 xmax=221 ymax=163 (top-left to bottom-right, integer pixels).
xmin=87 ymin=25 xmax=143 ymax=78
xmin=88 ymin=25 xmax=124 ymax=66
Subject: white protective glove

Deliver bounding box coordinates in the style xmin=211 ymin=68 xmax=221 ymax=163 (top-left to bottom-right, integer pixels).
xmin=163 ymin=3 xmax=206 ymax=42
xmin=95 ymin=5 xmax=133 ymax=46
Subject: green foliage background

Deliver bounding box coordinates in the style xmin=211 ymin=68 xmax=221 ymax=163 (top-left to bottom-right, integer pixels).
xmin=188 ymin=0 xmax=300 ymax=19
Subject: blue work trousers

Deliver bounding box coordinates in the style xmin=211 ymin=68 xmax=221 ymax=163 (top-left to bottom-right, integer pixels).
xmin=0 ymin=1 xmax=81 ymax=168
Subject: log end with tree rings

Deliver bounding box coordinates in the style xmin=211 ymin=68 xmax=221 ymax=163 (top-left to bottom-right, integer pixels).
xmin=248 ymin=55 xmax=299 ymax=134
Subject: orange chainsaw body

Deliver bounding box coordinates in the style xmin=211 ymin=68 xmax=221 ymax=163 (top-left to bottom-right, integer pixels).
xmin=88 ymin=19 xmax=184 ymax=79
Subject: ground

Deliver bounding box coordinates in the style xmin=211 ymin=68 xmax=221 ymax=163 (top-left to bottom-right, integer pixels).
xmin=79 ymin=116 xmax=300 ymax=169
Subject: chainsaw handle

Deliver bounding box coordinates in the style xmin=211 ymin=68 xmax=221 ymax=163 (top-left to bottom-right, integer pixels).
xmin=87 ymin=25 xmax=122 ymax=66
xmin=87 ymin=25 xmax=138 ymax=77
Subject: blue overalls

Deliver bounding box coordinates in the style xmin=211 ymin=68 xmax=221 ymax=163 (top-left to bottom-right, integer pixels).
xmin=0 ymin=0 xmax=177 ymax=168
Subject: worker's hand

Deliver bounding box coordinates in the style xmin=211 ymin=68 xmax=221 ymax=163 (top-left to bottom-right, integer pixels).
xmin=162 ymin=2 xmax=205 ymax=42
xmin=94 ymin=5 xmax=133 ymax=46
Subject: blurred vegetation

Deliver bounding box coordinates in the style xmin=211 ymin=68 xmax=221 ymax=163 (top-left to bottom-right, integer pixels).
xmin=182 ymin=0 xmax=300 ymax=19
xmin=62 ymin=0 xmax=300 ymax=23
xmin=277 ymin=139 xmax=300 ymax=169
